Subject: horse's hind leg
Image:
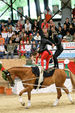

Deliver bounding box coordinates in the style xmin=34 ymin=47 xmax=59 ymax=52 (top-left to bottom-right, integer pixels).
xmin=53 ymin=87 xmax=62 ymax=106
xmin=62 ymin=85 xmax=73 ymax=103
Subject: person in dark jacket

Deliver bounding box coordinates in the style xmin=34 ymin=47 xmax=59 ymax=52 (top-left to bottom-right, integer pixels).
xmin=37 ymin=17 xmax=53 ymax=55
xmin=52 ymin=33 xmax=63 ymax=68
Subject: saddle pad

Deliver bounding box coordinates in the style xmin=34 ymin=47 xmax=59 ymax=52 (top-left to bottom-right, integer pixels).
xmin=32 ymin=66 xmax=40 ymax=77
xmin=43 ymin=69 xmax=55 ymax=77
xmin=32 ymin=66 xmax=55 ymax=77
xmin=32 ymin=66 xmax=55 ymax=89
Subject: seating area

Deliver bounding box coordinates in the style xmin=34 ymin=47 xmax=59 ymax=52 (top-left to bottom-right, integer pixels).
xmin=0 ymin=16 xmax=75 ymax=59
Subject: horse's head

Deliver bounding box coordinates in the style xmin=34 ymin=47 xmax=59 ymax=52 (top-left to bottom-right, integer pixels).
xmin=2 ymin=70 xmax=14 ymax=87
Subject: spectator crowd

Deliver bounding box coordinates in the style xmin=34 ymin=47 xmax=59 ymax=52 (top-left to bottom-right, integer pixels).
xmin=0 ymin=16 xmax=75 ymax=59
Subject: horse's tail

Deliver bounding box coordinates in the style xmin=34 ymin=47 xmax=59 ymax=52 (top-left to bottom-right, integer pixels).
xmin=64 ymin=69 xmax=75 ymax=91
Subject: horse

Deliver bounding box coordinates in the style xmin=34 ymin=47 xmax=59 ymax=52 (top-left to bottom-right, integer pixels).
xmin=1 ymin=66 xmax=74 ymax=108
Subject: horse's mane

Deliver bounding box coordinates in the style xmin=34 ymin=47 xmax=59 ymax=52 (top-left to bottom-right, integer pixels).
xmin=8 ymin=66 xmax=31 ymax=71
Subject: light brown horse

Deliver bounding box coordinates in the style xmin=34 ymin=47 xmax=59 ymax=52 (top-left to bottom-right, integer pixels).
xmin=2 ymin=66 xmax=74 ymax=108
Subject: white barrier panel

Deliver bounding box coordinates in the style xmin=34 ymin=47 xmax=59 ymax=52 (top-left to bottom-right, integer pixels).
xmin=12 ymin=79 xmax=72 ymax=95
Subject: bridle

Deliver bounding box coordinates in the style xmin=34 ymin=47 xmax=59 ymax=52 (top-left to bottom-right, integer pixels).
xmin=3 ymin=70 xmax=14 ymax=86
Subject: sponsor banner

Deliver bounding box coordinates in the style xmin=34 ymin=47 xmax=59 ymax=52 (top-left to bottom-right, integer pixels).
xmin=47 ymin=42 xmax=75 ymax=58
xmin=62 ymin=42 xmax=75 ymax=49
xmin=58 ymin=50 xmax=75 ymax=58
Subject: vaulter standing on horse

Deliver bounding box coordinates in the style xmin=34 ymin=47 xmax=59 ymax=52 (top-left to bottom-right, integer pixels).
xmin=49 ymin=33 xmax=63 ymax=68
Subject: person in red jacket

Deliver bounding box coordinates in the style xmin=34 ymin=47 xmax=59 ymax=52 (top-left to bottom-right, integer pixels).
xmin=17 ymin=40 xmax=26 ymax=58
xmin=43 ymin=6 xmax=52 ymax=22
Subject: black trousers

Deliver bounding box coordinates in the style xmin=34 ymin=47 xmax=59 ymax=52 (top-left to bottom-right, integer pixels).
xmin=53 ymin=48 xmax=63 ymax=68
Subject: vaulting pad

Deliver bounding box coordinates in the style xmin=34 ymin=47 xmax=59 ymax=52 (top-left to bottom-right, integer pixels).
xmin=32 ymin=66 xmax=55 ymax=78
xmin=43 ymin=68 xmax=55 ymax=77
xmin=32 ymin=66 xmax=55 ymax=89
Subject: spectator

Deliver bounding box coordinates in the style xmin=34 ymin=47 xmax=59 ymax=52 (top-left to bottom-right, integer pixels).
xmin=25 ymin=19 xmax=31 ymax=31
xmin=73 ymin=32 xmax=75 ymax=42
xmin=49 ymin=26 xmax=57 ymax=39
xmin=19 ymin=16 xmax=24 ymax=27
xmin=32 ymin=20 xmax=38 ymax=30
xmin=33 ymin=27 xmax=37 ymax=36
xmin=72 ymin=8 xmax=75 ymax=18
xmin=43 ymin=6 xmax=52 ymax=22
xmin=0 ymin=22 xmax=2 ymax=33
xmin=22 ymin=33 xmax=27 ymax=43
xmin=29 ymin=33 xmax=34 ymax=43
xmin=72 ymin=17 xmax=75 ymax=29
xmin=17 ymin=40 xmax=26 ymax=58
xmin=0 ymin=42 xmax=5 ymax=59
xmin=7 ymin=18 xmax=12 ymax=26
xmin=69 ymin=24 xmax=74 ymax=35
xmin=25 ymin=27 xmax=32 ymax=37
xmin=1 ymin=27 xmax=8 ymax=40
xmin=64 ymin=17 xmax=70 ymax=29
xmin=31 ymin=41 xmax=37 ymax=54
xmin=0 ymin=33 xmax=5 ymax=45
xmin=41 ymin=19 xmax=48 ymax=29
xmin=62 ymin=24 xmax=68 ymax=37
xmin=48 ymin=19 xmax=55 ymax=29
xmin=25 ymin=40 xmax=31 ymax=58
xmin=34 ymin=32 xmax=41 ymax=45
xmin=21 ymin=28 xmax=25 ymax=37
xmin=16 ymin=20 xmax=22 ymax=31
xmin=1 ymin=22 xmax=5 ymax=30
xmin=6 ymin=40 xmax=15 ymax=59
xmin=63 ymin=30 xmax=73 ymax=42
xmin=14 ymin=33 xmax=20 ymax=43
xmin=8 ymin=28 xmax=14 ymax=39
xmin=15 ymin=26 xmax=20 ymax=34
xmin=57 ymin=26 xmax=63 ymax=40
xmin=8 ymin=24 xmax=15 ymax=31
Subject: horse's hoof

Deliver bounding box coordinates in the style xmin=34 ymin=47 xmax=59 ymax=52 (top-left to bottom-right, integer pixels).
xmin=21 ymin=102 xmax=25 ymax=106
xmin=71 ymin=101 xmax=74 ymax=104
xmin=25 ymin=106 xmax=30 ymax=109
xmin=53 ymin=104 xmax=57 ymax=107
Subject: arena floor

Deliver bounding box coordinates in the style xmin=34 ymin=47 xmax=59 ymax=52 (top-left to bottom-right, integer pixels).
xmin=0 ymin=93 xmax=75 ymax=113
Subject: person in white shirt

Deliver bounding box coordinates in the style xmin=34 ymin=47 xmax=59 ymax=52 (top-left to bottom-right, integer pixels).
xmin=0 ymin=44 xmax=5 ymax=59
xmin=25 ymin=20 xmax=31 ymax=31
xmin=34 ymin=32 xmax=41 ymax=41
xmin=8 ymin=29 xmax=14 ymax=39
xmin=1 ymin=27 xmax=8 ymax=40
xmin=34 ymin=32 xmax=41 ymax=45
xmin=25 ymin=40 xmax=31 ymax=58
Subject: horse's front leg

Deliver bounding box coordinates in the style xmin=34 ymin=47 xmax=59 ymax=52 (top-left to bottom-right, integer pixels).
xmin=19 ymin=87 xmax=32 ymax=108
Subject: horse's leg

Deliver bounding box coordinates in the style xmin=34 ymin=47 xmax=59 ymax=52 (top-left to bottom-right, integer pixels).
xmin=19 ymin=87 xmax=32 ymax=107
xmin=27 ymin=91 xmax=31 ymax=108
xmin=62 ymin=85 xmax=73 ymax=103
xmin=53 ymin=87 xmax=62 ymax=106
